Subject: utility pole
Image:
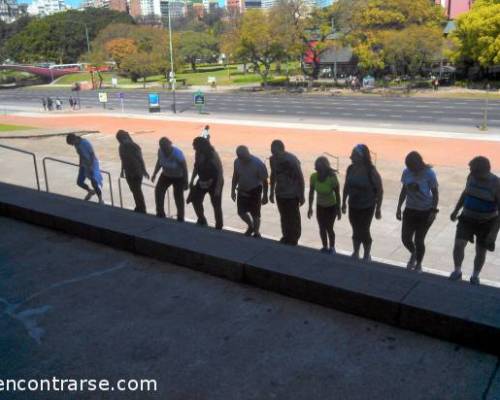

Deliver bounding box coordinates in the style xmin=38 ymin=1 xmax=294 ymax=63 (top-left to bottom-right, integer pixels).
xmin=84 ymin=24 xmax=90 ymax=54
xmin=167 ymin=1 xmax=176 ymax=114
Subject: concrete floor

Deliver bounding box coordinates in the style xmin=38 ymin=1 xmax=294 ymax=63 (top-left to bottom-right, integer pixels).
xmin=1 ymin=125 xmax=499 ymax=285
xmin=0 ymin=217 xmax=499 ymax=400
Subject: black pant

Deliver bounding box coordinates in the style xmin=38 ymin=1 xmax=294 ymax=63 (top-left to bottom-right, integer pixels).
xmin=190 ymin=184 xmax=223 ymax=229
xmin=126 ymin=175 xmax=146 ymax=213
xmin=348 ymin=206 xmax=375 ymax=246
xmin=155 ymin=175 xmax=185 ymax=221
xmin=402 ymin=208 xmax=435 ymax=263
xmin=317 ymin=205 xmax=337 ymax=249
xmin=277 ymin=197 xmax=301 ymax=245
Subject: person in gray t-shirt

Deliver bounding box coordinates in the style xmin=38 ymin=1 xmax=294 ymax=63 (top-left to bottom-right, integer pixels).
xmin=270 ymin=140 xmax=305 ymax=245
xmin=396 ymin=151 xmax=439 ymax=271
xmin=231 ymin=146 xmax=268 ymax=238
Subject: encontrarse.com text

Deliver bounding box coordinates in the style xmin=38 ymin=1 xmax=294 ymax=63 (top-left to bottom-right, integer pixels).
xmin=0 ymin=378 xmax=157 ymax=392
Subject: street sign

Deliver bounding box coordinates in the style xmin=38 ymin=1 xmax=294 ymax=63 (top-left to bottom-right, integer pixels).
xmin=148 ymin=93 xmax=160 ymax=113
xmin=193 ymin=90 xmax=205 ymax=114
xmin=98 ymin=92 xmax=108 ymax=103
xmin=118 ymin=92 xmax=124 ymax=112
xmin=193 ymin=91 xmax=205 ymax=105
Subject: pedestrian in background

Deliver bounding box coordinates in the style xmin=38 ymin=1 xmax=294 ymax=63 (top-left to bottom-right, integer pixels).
xmin=449 ymin=156 xmax=500 ymax=285
xmin=308 ymin=156 xmax=341 ymax=254
xmin=188 ymin=137 xmax=224 ymax=229
xmin=270 ymin=139 xmax=305 ymax=246
xmin=200 ymin=125 xmax=210 ymax=141
xmin=396 ymin=151 xmax=439 ymax=271
xmin=152 ymin=137 xmax=188 ymax=221
xmin=42 ymin=98 xmax=47 ymax=111
xmin=69 ymin=97 xmax=74 ymax=110
xmin=116 ymin=130 xmax=149 ymax=213
xmin=231 ymin=145 xmax=268 ymax=238
xmin=47 ymin=97 xmax=53 ymax=111
xmin=55 ymin=98 xmax=62 ymax=110
xmin=66 ymin=133 xmax=103 ymax=203
xmin=342 ymin=144 xmax=383 ymax=261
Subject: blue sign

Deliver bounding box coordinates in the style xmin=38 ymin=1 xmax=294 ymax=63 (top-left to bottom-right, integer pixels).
xmin=194 ymin=91 xmax=205 ymax=106
xmin=118 ymin=92 xmax=124 ymax=99
xmin=148 ymin=93 xmax=160 ymax=107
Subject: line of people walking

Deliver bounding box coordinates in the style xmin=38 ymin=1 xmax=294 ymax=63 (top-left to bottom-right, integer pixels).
xmin=66 ymin=132 xmax=500 ymax=286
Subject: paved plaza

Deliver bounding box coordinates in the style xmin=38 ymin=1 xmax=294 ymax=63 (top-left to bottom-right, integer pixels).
xmin=1 ymin=113 xmax=500 ymax=285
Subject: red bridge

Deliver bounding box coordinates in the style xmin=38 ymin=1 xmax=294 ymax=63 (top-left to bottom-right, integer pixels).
xmin=0 ymin=64 xmax=83 ymax=79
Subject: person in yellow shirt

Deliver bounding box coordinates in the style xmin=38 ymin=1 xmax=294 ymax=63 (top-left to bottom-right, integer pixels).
xmin=308 ymin=156 xmax=341 ymax=254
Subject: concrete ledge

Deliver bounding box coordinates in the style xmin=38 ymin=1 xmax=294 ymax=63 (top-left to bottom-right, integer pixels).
xmin=1 ymin=182 xmax=500 ymax=355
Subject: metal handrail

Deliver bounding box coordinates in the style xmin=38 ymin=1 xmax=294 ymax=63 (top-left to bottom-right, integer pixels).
xmin=0 ymin=143 xmax=40 ymax=190
xmin=117 ymin=177 xmax=171 ymax=217
xmin=42 ymin=157 xmax=114 ymax=206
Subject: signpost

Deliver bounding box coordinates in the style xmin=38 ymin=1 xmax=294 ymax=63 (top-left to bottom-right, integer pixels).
xmin=193 ymin=90 xmax=205 ymax=114
xmin=98 ymin=92 xmax=108 ymax=109
xmin=118 ymin=92 xmax=124 ymax=113
xmin=148 ymin=93 xmax=160 ymax=113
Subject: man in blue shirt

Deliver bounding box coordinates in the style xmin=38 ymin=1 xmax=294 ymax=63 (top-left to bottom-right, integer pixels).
xmin=450 ymin=156 xmax=500 ymax=285
xmin=66 ymin=134 xmax=103 ymax=204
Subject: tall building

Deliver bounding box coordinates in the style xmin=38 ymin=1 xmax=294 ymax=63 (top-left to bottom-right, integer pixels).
xmin=160 ymin=0 xmax=186 ymax=18
xmin=225 ymin=0 xmax=242 ymax=12
xmin=0 ymin=0 xmax=26 ymax=22
xmin=444 ymin=0 xmax=473 ymax=19
xmin=27 ymin=0 xmax=66 ymax=16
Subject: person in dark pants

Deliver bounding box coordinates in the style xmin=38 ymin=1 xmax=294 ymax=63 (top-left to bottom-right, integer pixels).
xmin=116 ymin=130 xmax=149 ymax=213
xmin=42 ymin=98 xmax=47 ymax=111
xmin=342 ymin=144 xmax=383 ymax=261
xmin=188 ymin=137 xmax=224 ymax=229
xmin=152 ymin=137 xmax=188 ymax=221
xmin=231 ymin=145 xmax=268 ymax=238
xmin=269 ymin=140 xmax=305 ymax=245
xmin=308 ymin=156 xmax=341 ymax=254
xmin=66 ymin=133 xmax=103 ymax=203
xmin=396 ymin=151 xmax=439 ymax=271
xmin=449 ymin=156 xmax=500 ymax=285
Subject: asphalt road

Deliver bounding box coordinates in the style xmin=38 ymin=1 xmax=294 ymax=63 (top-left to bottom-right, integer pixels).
xmin=1 ymin=87 xmax=500 ymax=131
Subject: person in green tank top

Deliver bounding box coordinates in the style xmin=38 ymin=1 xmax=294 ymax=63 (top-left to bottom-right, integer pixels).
xmin=308 ymin=156 xmax=341 ymax=254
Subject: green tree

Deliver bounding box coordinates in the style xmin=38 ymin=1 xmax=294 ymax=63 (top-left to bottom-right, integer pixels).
xmin=3 ymin=8 xmax=134 ymax=64
xmin=342 ymin=0 xmax=445 ymax=74
xmin=179 ymin=31 xmax=218 ymax=71
xmin=91 ymin=24 xmax=179 ymax=83
xmin=225 ymin=9 xmax=285 ymax=85
xmin=449 ymin=0 xmax=500 ymax=70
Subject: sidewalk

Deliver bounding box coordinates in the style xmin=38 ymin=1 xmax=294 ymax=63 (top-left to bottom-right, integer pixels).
xmin=1 ymin=112 xmax=500 ymax=285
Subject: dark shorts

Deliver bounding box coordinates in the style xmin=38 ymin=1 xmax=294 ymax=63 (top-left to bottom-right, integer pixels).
xmin=456 ymin=216 xmax=497 ymax=251
xmin=237 ymin=186 xmax=262 ymax=217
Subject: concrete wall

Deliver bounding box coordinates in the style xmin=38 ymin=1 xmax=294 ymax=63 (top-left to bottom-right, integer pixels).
xmin=1 ymin=181 xmax=500 ymax=355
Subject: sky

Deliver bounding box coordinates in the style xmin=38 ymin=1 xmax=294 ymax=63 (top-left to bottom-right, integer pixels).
xmin=18 ymin=0 xmax=82 ymax=7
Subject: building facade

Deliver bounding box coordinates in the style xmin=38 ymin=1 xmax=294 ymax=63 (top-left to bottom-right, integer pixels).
xmin=0 ymin=0 xmax=27 ymax=22
xmin=27 ymin=0 xmax=66 ymax=16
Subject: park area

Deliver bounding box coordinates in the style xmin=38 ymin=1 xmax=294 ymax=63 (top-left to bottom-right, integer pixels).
xmin=1 ymin=113 xmax=500 ymax=286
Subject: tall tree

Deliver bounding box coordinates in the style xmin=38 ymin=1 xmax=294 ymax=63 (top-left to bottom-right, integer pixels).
xmin=179 ymin=31 xmax=218 ymax=71
xmin=343 ymin=0 xmax=445 ymax=74
xmin=3 ymin=9 xmax=134 ymax=64
xmin=449 ymin=0 xmax=500 ymax=70
xmin=224 ymin=9 xmax=285 ymax=85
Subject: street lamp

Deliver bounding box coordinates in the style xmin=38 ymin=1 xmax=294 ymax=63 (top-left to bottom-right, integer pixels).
xmin=167 ymin=0 xmax=176 ymax=114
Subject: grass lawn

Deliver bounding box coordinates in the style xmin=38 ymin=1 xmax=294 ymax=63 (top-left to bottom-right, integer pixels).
xmin=0 ymin=123 xmax=34 ymax=132
xmin=53 ymin=64 xmax=295 ymax=87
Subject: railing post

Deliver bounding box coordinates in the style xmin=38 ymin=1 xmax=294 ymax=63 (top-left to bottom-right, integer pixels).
xmin=118 ymin=177 xmax=123 ymax=208
xmin=0 ymin=143 xmax=41 ymax=191
xmin=43 ymin=158 xmax=49 ymax=192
